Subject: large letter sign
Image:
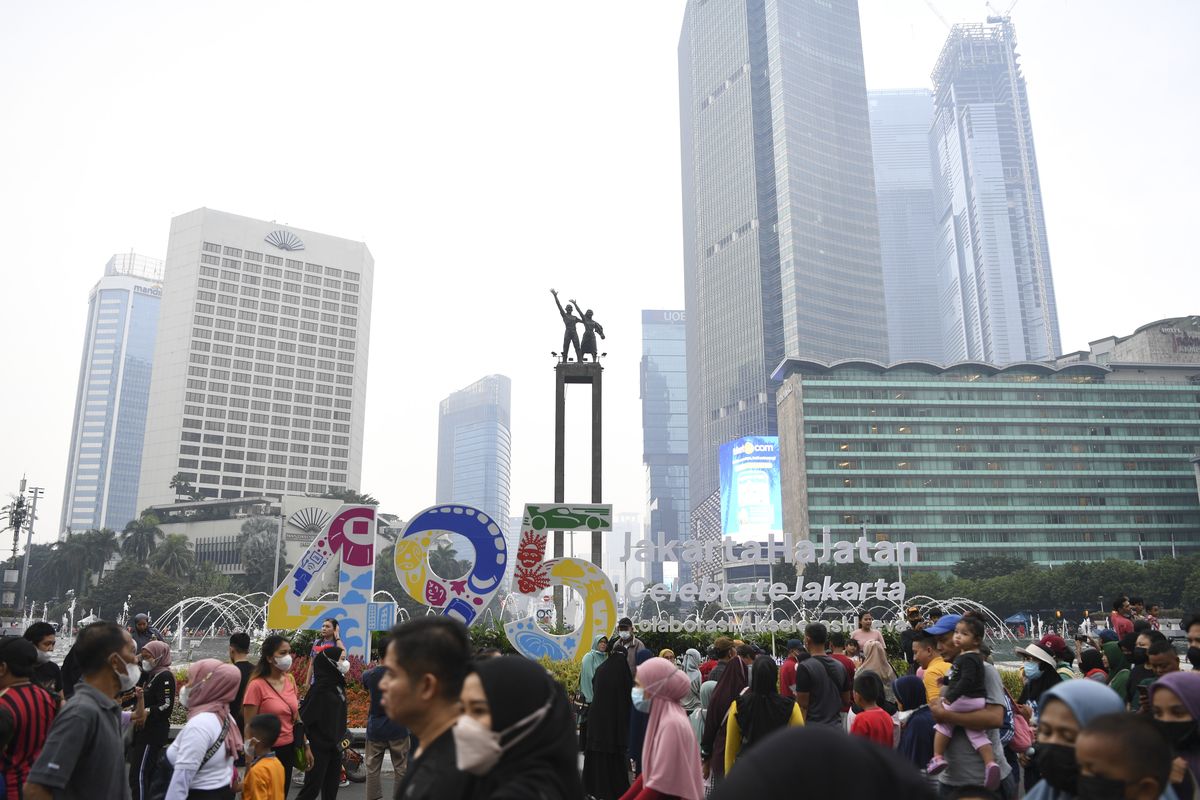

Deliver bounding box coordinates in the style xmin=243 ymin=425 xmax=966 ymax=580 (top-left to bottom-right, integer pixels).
xmin=267 ymin=504 xmax=376 ymax=659
xmin=503 ymin=503 xmax=617 ymax=663
xmin=266 ymin=501 xmax=618 ymax=663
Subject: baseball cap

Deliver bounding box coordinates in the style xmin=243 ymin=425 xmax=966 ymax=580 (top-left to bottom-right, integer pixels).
xmin=786 ymin=638 xmax=803 ymax=650
xmin=1098 ymin=628 xmax=1119 ymax=643
xmin=1038 ymin=634 xmax=1068 ymax=659
xmin=924 ymin=614 xmax=962 ymax=636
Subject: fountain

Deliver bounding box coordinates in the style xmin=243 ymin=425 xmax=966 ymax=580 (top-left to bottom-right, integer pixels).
xmin=154 ymin=592 xmax=271 ymax=663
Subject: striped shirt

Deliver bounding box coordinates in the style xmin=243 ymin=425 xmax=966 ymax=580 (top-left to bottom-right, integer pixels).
xmin=0 ymin=682 xmax=57 ymax=799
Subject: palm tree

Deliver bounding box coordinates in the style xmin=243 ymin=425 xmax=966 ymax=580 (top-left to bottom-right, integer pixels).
xmin=121 ymin=514 xmax=164 ymax=562
xmin=169 ymin=472 xmax=202 ymax=501
xmin=321 ymin=488 xmax=379 ymax=505
xmin=40 ymin=532 xmax=87 ymax=595
xmin=82 ymin=528 xmax=120 ymax=581
xmin=151 ymin=534 xmax=195 ymax=579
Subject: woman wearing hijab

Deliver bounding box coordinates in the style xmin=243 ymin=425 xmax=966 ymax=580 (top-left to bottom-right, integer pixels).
xmin=163 ymin=659 xmax=244 ymax=800
xmin=1101 ymin=641 xmax=1131 ymax=702
xmin=628 ymin=648 xmax=655 ymax=775
xmin=1024 ymin=680 xmax=1125 ymax=799
xmin=584 ymin=644 xmax=634 ymax=799
xmin=894 ymin=677 xmax=935 ymax=769
xmin=680 ymin=650 xmax=703 ymax=718
xmin=861 ymin=639 xmax=898 ymax=685
xmin=130 ymin=640 xmax=176 ymax=800
xmin=700 ymin=650 xmax=747 ymax=784
xmin=724 ymin=655 xmax=802 ymax=774
xmin=711 ymin=727 xmax=936 ymax=800
xmin=1078 ymin=648 xmax=1108 ymax=682
xmin=1150 ymin=671 xmax=1200 ymax=798
xmin=297 ymin=646 xmax=349 ymax=800
xmin=619 ymin=657 xmax=704 ymax=800
xmin=691 ymin=680 xmax=715 ymax=744
xmin=579 ymin=636 xmax=608 ymax=751
xmin=458 ymin=655 xmax=584 ymax=800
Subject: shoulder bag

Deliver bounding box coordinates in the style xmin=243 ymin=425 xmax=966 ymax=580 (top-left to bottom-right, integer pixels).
xmin=144 ymin=712 xmax=230 ymax=800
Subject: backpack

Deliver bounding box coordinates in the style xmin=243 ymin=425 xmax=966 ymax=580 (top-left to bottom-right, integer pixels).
xmin=1000 ymin=689 xmax=1034 ymax=753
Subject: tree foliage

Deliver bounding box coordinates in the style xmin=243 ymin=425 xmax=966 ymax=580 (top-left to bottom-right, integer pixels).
xmin=151 ymin=534 xmax=196 ymax=579
xmin=321 ymin=489 xmax=379 ymax=505
xmin=121 ymin=514 xmax=164 ymax=563
xmin=952 ymin=554 xmax=1032 ymax=581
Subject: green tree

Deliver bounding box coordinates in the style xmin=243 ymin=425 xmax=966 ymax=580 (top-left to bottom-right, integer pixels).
xmin=238 ymin=529 xmax=284 ymax=594
xmin=374 ymin=543 xmax=429 ymax=618
xmin=151 ymin=534 xmax=196 ymax=579
xmin=121 ymin=514 xmax=164 ymax=562
xmin=82 ymin=559 xmax=185 ymax=621
xmin=428 ymin=539 xmax=471 ymax=580
xmin=321 ymin=489 xmax=379 ymax=505
xmin=185 ymin=562 xmax=231 ymax=597
xmin=953 ymin=554 xmax=1032 ymax=581
xmin=83 ymin=528 xmax=120 ymax=581
xmin=238 ymin=515 xmax=277 ymax=546
xmin=169 ymin=472 xmax=202 ymax=501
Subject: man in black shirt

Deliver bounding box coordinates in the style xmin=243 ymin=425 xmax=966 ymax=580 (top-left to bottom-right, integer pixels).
xmin=899 ymin=606 xmax=926 ymax=675
xmin=228 ymin=630 xmax=254 ymax=766
xmin=381 ymin=617 xmax=473 ymax=800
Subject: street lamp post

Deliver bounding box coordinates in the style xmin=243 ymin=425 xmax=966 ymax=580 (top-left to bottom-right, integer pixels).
xmin=16 ymin=485 xmax=43 ymax=614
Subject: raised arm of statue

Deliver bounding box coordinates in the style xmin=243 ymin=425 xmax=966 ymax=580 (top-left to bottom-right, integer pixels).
xmin=551 ymin=289 xmax=567 ymax=317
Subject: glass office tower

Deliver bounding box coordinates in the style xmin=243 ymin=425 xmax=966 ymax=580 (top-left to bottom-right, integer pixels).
xmin=641 ymin=310 xmax=690 ymax=583
xmin=435 ymin=374 xmax=512 ymax=528
xmin=60 ymin=253 xmax=163 ymax=536
xmin=680 ymin=0 xmax=888 ymax=544
xmin=931 ymin=17 xmax=1060 ymax=364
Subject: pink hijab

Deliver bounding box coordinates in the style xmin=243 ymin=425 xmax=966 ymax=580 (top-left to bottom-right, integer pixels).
xmin=639 ymin=657 xmax=704 ymax=800
xmin=142 ymin=640 xmax=173 ymax=676
xmin=185 ymin=659 xmax=244 ymax=758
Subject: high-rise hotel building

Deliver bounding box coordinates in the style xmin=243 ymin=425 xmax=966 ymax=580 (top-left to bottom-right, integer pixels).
xmin=60 ymin=253 xmax=163 ymax=536
xmin=136 ymin=208 xmax=373 ymax=509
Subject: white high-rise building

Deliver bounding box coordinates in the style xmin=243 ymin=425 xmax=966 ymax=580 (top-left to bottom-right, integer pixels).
xmin=60 ymin=253 xmax=164 ymax=537
xmin=136 ymin=208 xmax=373 ymax=509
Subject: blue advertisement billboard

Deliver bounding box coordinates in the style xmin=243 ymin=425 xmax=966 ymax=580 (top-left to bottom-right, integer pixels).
xmin=719 ymin=435 xmax=783 ymax=542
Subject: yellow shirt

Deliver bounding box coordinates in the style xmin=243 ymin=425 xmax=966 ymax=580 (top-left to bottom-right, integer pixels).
xmin=924 ymin=656 xmax=950 ymax=704
xmin=243 ymin=754 xmax=286 ymax=800
xmin=724 ymin=696 xmax=805 ymax=774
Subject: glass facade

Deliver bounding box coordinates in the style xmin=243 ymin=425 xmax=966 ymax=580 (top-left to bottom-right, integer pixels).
xmin=776 ymin=359 xmax=1200 ymax=568
xmin=641 ymin=311 xmax=690 ymax=583
xmin=435 ymin=375 xmax=512 ymax=529
xmin=60 ymin=254 xmax=163 ymax=536
xmin=931 ymin=19 xmax=1060 ymax=364
xmin=868 ymin=90 xmax=942 ymax=362
xmin=679 ymin=0 xmax=888 ymax=522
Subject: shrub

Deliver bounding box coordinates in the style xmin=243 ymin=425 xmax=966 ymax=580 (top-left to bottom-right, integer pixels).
xmin=539 ymin=655 xmax=581 ymax=696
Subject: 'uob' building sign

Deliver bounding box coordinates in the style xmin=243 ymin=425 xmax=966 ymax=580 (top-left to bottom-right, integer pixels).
xmin=267 ymin=502 xmax=615 ymax=662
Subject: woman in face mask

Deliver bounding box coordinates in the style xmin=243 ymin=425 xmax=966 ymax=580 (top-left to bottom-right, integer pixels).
xmin=129 ymin=640 xmax=176 ymax=800
xmin=583 ymin=644 xmax=634 ymax=800
xmin=628 ymin=649 xmax=655 ymax=776
xmin=296 ymin=646 xmax=349 ymax=800
xmin=241 ymin=635 xmax=308 ymax=794
xmin=457 ymin=655 xmax=583 ymax=800
xmin=1024 ymin=680 xmax=1124 ymax=800
xmin=620 ymin=657 xmax=704 ymax=800
xmin=1150 ymin=671 xmax=1200 ymax=796
xmin=1101 ymin=641 xmax=1131 ymax=701
xmin=162 ymin=659 xmax=244 ymax=800
xmin=1016 ymin=643 xmax=1064 ymax=791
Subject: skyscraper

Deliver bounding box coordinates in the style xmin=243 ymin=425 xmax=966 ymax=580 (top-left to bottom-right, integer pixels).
xmin=136 ymin=208 xmax=374 ymax=509
xmin=640 ymin=310 xmax=689 ymax=583
xmin=60 ymin=253 xmax=163 ymax=536
xmin=931 ymin=17 xmax=1060 ymax=364
xmin=435 ymin=375 xmax=512 ymax=528
xmin=868 ymin=90 xmax=943 ymax=362
xmin=679 ymin=0 xmax=888 ymax=531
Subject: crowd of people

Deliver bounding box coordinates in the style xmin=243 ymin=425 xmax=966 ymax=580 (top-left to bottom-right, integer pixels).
xmin=0 ymin=599 xmax=1198 ymax=799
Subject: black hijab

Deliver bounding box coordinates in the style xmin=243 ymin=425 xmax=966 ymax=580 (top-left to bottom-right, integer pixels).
xmin=468 ymin=656 xmax=583 ymax=800
xmin=311 ymin=645 xmax=346 ymax=697
xmin=734 ymin=655 xmax=795 ymax=746
xmin=301 ymin=646 xmax=347 ymax=751
xmin=587 ymin=644 xmax=633 ymax=754
xmin=712 ymin=727 xmax=936 ymax=800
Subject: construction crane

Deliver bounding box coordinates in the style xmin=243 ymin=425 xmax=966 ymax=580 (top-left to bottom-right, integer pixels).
xmin=985 ymin=0 xmax=1019 ymax=22
xmin=923 ymin=0 xmax=951 ymax=30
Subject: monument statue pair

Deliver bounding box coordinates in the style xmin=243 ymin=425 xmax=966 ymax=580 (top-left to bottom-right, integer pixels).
xmin=551 ymin=288 xmax=605 ymax=363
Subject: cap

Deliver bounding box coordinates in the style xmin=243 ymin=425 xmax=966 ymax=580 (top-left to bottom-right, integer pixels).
xmin=1038 ymin=634 xmax=1068 ymax=658
xmin=924 ymin=614 xmax=962 ymax=636
xmin=1098 ymin=628 xmax=1119 ymax=643
xmin=786 ymin=638 xmax=803 ymax=651
xmin=1016 ymin=643 xmax=1058 ymax=670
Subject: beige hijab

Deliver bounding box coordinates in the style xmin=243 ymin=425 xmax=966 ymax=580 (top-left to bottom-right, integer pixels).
xmin=860 ymin=639 xmax=898 ymax=683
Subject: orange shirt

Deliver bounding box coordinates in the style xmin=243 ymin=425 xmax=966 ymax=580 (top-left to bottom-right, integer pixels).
xmin=242 ymin=754 xmax=286 ymax=800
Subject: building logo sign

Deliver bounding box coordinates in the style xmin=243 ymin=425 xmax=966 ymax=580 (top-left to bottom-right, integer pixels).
xmin=133 ymin=285 xmax=162 ymax=298
xmin=265 ymin=230 xmax=305 ymax=252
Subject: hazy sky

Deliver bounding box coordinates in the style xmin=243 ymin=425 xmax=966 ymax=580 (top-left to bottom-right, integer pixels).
xmin=1 ymin=1 xmax=1196 ymax=548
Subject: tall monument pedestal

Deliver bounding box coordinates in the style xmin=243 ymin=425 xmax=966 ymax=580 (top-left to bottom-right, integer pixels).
xmin=553 ymin=360 xmax=603 ymax=622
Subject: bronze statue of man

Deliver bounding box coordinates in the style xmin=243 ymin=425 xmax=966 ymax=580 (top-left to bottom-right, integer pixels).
xmin=551 ymin=289 xmax=582 ymax=362
xmin=571 ymin=298 xmax=605 ymax=362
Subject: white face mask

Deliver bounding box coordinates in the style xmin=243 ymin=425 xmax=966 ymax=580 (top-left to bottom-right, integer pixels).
xmin=141 ymin=658 xmax=156 ymax=672
xmin=453 ymin=700 xmax=554 ymax=776
xmin=37 ymin=650 xmax=52 ymax=664
xmin=115 ymin=656 xmax=141 ymax=692
xmin=618 ymin=631 xmax=631 ymax=641
xmin=274 ymin=654 xmax=293 ymax=671
xmin=337 ymin=659 xmax=350 ymax=676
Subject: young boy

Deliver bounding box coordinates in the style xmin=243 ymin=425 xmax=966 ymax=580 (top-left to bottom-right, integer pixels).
xmin=242 ymin=713 xmax=286 ymax=800
xmin=1076 ymin=712 xmax=1173 ymax=800
xmin=927 ymin=616 xmax=1000 ymax=791
xmin=849 ymin=670 xmax=895 ymax=747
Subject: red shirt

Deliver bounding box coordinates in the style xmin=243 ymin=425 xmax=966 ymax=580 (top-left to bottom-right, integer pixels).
xmin=779 ymin=655 xmax=798 ymax=698
xmin=830 ymin=654 xmax=857 ymax=712
xmin=1110 ymin=613 xmax=1133 ymax=638
xmin=850 ymin=706 xmax=894 ymax=748
xmin=0 ymin=682 xmax=57 ymax=799
xmin=699 ymin=659 xmax=717 ymax=682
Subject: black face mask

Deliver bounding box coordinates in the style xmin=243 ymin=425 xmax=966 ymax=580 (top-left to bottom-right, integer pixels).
xmin=1154 ymin=718 xmax=1200 ymax=751
xmin=1034 ymin=743 xmax=1079 ymax=794
xmin=1132 ymin=647 xmax=1149 ymax=665
xmin=1187 ymin=647 xmax=1200 ymax=671
xmin=1075 ymin=773 xmax=1128 ymax=800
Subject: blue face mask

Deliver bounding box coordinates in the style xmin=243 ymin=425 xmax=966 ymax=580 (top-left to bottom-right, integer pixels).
xmin=631 ymin=687 xmax=652 ymax=713
xmin=1024 ymin=661 xmax=1043 ymax=679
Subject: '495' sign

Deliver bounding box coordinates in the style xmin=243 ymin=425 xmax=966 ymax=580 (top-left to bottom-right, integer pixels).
xmin=267 ymin=502 xmax=617 ymax=662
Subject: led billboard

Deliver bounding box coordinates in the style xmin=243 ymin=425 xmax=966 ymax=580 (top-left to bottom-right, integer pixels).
xmin=719 ymin=435 xmax=783 ymax=542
